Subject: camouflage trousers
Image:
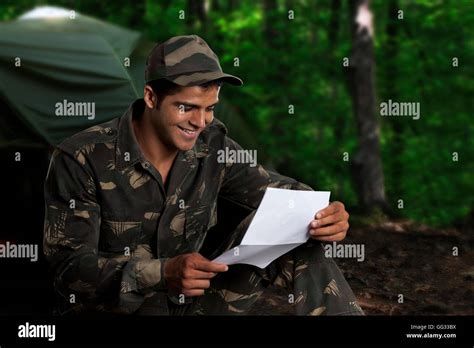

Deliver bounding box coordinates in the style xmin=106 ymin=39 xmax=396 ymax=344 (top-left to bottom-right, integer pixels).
xmin=165 ymin=211 xmax=364 ymax=316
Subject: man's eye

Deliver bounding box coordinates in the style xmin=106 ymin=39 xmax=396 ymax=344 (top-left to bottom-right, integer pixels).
xmin=206 ymin=107 xmax=215 ymax=112
xmin=178 ymin=105 xmax=193 ymax=113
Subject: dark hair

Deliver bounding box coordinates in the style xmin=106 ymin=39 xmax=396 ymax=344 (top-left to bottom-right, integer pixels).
xmin=146 ymin=78 xmax=223 ymax=108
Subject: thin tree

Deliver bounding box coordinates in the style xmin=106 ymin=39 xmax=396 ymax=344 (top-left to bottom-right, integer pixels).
xmin=347 ymin=0 xmax=390 ymax=213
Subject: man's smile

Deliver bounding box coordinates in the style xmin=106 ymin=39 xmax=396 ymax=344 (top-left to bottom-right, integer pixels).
xmin=177 ymin=125 xmax=199 ymax=139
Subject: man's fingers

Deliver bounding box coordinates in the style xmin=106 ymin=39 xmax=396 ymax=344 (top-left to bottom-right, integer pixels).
xmin=187 ymin=253 xmax=228 ymax=273
xmin=310 ymin=212 xmax=345 ymax=228
xmin=310 ymin=222 xmax=348 ymax=237
xmin=315 ymin=202 xmax=337 ymax=218
xmin=187 ymin=269 xmax=217 ymax=279
xmin=194 ymin=259 xmax=228 ymax=273
xmin=311 ymin=231 xmax=346 ymax=242
xmin=315 ymin=201 xmax=344 ymax=219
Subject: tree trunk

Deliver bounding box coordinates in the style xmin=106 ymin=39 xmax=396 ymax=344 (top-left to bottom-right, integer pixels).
xmin=328 ymin=0 xmax=345 ymax=197
xmin=386 ymin=0 xmax=403 ymax=212
xmin=347 ymin=0 xmax=389 ymax=213
xmin=263 ymin=0 xmax=278 ymax=45
xmin=196 ymin=0 xmax=208 ymax=32
xmin=185 ymin=0 xmax=196 ymax=30
xmin=186 ymin=0 xmax=208 ymax=31
xmin=262 ymin=0 xmax=290 ymax=170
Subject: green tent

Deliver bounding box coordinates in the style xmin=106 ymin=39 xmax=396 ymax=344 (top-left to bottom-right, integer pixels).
xmin=0 ymin=6 xmax=257 ymax=149
xmin=0 ymin=6 xmax=150 ymax=147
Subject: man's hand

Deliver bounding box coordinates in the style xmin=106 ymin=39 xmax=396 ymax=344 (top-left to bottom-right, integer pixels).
xmin=164 ymin=252 xmax=228 ymax=297
xmin=309 ymin=201 xmax=349 ymax=242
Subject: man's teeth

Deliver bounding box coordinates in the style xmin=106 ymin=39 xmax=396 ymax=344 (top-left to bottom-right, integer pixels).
xmin=180 ymin=127 xmax=196 ymax=134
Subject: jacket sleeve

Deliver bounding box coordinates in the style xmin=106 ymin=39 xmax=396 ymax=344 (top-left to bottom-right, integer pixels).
xmin=219 ymin=136 xmax=313 ymax=210
xmin=43 ymin=148 xmax=167 ymax=313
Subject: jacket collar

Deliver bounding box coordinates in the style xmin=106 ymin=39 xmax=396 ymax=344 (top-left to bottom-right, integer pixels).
xmin=116 ymin=99 xmax=145 ymax=171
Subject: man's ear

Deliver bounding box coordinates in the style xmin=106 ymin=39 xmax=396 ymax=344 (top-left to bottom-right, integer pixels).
xmin=144 ymin=85 xmax=156 ymax=109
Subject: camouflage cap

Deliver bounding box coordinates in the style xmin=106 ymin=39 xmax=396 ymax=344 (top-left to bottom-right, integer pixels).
xmin=145 ymin=35 xmax=243 ymax=87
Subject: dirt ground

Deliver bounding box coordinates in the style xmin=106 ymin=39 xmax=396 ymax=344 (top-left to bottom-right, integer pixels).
xmin=250 ymin=220 xmax=474 ymax=315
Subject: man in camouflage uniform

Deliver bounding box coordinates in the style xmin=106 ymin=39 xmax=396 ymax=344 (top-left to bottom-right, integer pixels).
xmin=43 ymin=35 xmax=363 ymax=315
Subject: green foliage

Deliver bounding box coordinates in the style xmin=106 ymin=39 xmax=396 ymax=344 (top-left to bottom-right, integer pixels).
xmin=1 ymin=0 xmax=472 ymax=226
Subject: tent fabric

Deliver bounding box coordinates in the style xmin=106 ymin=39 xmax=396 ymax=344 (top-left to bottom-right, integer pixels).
xmin=0 ymin=7 xmax=150 ymax=146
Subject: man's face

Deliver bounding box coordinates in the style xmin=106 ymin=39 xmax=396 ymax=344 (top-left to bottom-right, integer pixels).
xmin=145 ymin=85 xmax=220 ymax=152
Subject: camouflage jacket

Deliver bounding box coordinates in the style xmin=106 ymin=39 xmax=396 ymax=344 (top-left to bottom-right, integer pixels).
xmin=43 ymin=98 xmax=311 ymax=314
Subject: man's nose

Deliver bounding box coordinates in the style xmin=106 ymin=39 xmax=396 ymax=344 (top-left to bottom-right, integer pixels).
xmin=190 ymin=109 xmax=206 ymax=129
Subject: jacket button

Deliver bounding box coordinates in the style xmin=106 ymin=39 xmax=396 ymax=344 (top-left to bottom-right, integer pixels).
xmin=143 ymin=162 xmax=150 ymax=169
xmin=106 ymin=129 xmax=115 ymax=135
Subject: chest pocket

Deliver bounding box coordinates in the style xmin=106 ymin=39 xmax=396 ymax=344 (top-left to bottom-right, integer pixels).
xmin=184 ymin=203 xmax=217 ymax=253
xmin=99 ymin=218 xmax=142 ymax=254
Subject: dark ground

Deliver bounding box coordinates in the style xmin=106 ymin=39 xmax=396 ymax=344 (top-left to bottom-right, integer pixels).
xmin=250 ymin=220 xmax=474 ymax=315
